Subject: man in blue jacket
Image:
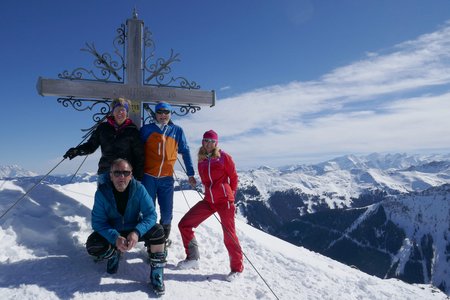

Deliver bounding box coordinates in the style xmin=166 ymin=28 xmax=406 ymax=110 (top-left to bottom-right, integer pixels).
xmin=85 ymin=158 xmax=166 ymax=295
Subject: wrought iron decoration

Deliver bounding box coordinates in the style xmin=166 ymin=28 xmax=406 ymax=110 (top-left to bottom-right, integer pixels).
xmin=57 ymin=97 xmax=111 ymax=123
xmin=58 ymin=23 xmax=126 ymax=83
xmin=56 ymin=14 xmax=202 ymax=122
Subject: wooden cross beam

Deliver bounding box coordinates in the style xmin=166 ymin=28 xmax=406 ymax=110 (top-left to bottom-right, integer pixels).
xmin=36 ymin=11 xmax=215 ymax=127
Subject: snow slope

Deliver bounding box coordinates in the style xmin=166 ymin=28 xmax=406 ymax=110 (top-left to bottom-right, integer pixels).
xmin=0 ymin=180 xmax=447 ymax=299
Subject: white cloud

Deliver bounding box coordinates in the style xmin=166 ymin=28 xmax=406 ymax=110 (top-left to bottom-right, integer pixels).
xmin=178 ymin=23 xmax=450 ymax=169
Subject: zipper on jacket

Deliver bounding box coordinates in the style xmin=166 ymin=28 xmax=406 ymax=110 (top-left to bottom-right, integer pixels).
xmin=207 ymin=157 xmax=214 ymax=203
xmin=157 ymin=125 xmax=168 ymax=178
xmin=221 ymin=183 xmax=227 ymax=197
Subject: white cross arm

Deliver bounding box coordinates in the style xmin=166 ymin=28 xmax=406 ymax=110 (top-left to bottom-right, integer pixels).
xmin=37 ymin=77 xmax=215 ymax=106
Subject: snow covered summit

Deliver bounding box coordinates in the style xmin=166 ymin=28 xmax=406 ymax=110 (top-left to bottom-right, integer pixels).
xmin=0 ymin=179 xmax=447 ymax=299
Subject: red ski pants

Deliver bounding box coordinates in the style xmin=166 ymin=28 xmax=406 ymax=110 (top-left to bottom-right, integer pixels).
xmin=178 ymin=200 xmax=244 ymax=272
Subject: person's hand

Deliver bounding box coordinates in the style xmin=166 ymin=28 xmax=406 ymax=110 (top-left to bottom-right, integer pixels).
xmin=63 ymin=147 xmax=79 ymax=160
xmin=188 ymin=176 xmax=197 ymax=188
xmin=115 ymin=236 xmax=129 ymax=252
xmin=125 ymin=231 xmax=139 ymax=251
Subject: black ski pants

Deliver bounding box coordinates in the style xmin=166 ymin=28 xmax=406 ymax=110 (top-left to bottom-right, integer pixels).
xmin=86 ymin=223 xmax=165 ymax=257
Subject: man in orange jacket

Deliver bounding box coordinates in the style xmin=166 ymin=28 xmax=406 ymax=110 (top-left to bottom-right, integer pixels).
xmin=140 ymin=102 xmax=196 ymax=246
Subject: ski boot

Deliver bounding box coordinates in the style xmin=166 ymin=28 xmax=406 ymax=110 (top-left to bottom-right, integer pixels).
xmin=149 ymin=251 xmax=167 ymax=296
xmin=106 ymin=249 xmax=121 ymax=274
xmin=226 ymin=271 xmax=242 ymax=282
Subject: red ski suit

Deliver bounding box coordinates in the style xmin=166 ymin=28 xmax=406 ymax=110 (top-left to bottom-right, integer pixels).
xmin=178 ymin=150 xmax=244 ymax=272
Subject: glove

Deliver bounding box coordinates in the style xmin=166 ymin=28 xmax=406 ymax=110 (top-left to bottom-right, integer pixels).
xmin=64 ymin=147 xmax=79 ymax=160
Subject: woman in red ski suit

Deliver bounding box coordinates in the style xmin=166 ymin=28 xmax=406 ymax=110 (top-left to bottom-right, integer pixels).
xmin=178 ymin=130 xmax=244 ymax=278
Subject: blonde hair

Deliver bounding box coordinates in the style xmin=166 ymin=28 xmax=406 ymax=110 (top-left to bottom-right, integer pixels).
xmin=198 ymin=146 xmax=221 ymax=162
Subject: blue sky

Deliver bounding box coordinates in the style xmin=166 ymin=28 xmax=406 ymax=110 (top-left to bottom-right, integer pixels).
xmin=2 ymin=0 xmax=450 ymax=175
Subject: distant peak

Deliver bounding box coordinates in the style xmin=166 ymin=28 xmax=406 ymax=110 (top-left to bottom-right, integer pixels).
xmin=0 ymin=165 xmax=38 ymax=178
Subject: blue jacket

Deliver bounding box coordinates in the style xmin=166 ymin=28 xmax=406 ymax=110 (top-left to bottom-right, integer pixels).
xmin=140 ymin=122 xmax=195 ymax=177
xmin=91 ymin=178 xmax=157 ymax=245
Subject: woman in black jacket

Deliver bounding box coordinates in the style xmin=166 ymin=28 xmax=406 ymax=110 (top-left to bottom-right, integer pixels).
xmin=64 ymin=98 xmax=144 ymax=184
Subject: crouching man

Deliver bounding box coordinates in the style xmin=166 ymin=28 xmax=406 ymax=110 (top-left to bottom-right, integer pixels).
xmin=85 ymin=158 xmax=166 ymax=295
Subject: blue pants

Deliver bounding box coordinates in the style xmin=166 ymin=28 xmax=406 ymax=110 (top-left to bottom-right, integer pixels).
xmin=142 ymin=175 xmax=174 ymax=225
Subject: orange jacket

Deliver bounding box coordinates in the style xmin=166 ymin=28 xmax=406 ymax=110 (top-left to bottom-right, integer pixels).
xmin=140 ymin=122 xmax=195 ymax=177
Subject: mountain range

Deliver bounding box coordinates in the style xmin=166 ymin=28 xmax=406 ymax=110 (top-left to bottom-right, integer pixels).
xmin=233 ymin=153 xmax=450 ymax=295
xmin=1 ymin=152 xmax=450 ymax=295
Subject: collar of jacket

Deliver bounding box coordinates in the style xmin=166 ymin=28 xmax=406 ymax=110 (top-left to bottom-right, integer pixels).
xmin=154 ymin=122 xmax=167 ymax=131
xmin=107 ymin=116 xmax=133 ymax=130
xmin=98 ymin=177 xmax=137 ymax=203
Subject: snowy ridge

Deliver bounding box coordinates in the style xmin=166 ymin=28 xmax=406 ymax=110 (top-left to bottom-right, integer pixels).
xmin=0 ymin=164 xmax=97 ymax=185
xmin=329 ymin=183 xmax=448 ymax=288
xmin=278 ymin=183 xmax=450 ymax=294
xmin=0 ymin=165 xmax=37 ymax=178
xmin=0 ymin=180 xmax=448 ymax=299
xmin=239 ymin=153 xmax=450 ymax=210
xmin=384 ymin=185 xmax=450 ymax=289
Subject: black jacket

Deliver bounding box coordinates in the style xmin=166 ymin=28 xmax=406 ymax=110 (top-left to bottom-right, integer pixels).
xmin=77 ymin=117 xmax=144 ymax=180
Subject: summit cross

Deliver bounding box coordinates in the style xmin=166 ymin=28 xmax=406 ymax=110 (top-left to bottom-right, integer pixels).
xmin=36 ymin=10 xmax=215 ymax=127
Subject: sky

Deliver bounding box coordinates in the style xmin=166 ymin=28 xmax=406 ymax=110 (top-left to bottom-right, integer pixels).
xmin=2 ymin=0 xmax=450 ymax=175
xmin=0 ymin=179 xmax=448 ymax=299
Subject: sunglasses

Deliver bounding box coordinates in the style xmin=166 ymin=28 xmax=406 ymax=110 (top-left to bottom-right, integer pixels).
xmin=112 ymin=170 xmax=132 ymax=177
xmin=202 ymin=138 xmax=217 ymax=143
xmin=156 ymin=110 xmax=171 ymax=115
